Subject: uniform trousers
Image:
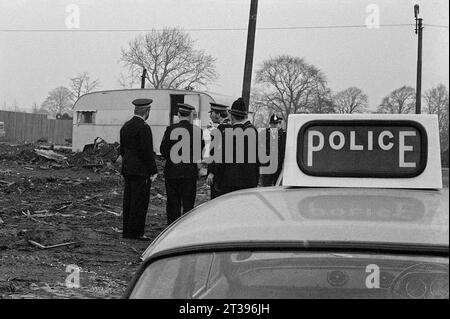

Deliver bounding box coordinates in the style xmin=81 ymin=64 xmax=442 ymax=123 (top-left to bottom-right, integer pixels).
xmin=122 ymin=175 xmax=151 ymax=238
xmin=210 ymin=183 xmax=220 ymax=199
xmin=165 ymin=178 xmax=197 ymax=225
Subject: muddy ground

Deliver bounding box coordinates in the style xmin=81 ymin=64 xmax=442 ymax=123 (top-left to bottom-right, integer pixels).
xmin=0 ymin=143 xmax=209 ymax=299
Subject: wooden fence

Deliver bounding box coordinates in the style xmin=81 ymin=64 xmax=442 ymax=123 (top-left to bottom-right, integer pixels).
xmin=0 ymin=110 xmax=72 ymax=145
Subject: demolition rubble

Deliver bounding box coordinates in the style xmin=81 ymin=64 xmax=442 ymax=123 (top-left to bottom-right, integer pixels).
xmin=0 ymin=141 xmax=209 ymax=299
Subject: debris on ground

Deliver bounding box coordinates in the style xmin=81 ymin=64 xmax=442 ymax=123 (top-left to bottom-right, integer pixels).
xmin=0 ymin=138 xmax=121 ymax=174
xmin=28 ymin=240 xmax=82 ymax=250
xmin=0 ymin=140 xmax=209 ymax=299
xmin=34 ymin=149 xmax=67 ymax=163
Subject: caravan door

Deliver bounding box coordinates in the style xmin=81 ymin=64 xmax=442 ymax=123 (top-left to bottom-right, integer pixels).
xmin=184 ymin=94 xmax=201 ymax=126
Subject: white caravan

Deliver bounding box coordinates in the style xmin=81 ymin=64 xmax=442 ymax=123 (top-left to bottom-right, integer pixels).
xmin=72 ymin=89 xmax=233 ymax=153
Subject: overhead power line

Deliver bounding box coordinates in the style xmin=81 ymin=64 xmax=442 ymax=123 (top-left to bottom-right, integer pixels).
xmin=0 ymin=23 xmax=436 ymax=33
xmin=425 ymin=24 xmax=450 ymax=29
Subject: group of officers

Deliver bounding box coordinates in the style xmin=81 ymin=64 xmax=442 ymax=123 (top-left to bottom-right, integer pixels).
xmin=119 ymin=97 xmax=285 ymax=240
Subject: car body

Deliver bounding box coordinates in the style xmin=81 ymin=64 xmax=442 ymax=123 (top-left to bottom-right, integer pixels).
xmin=125 ymin=179 xmax=449 ymax=299
xmin=125 ymin=115 xmax=448 ymax=299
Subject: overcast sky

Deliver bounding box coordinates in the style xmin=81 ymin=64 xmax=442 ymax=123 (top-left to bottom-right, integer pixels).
xmin=0 ymin=0 xmax=448 ymax=111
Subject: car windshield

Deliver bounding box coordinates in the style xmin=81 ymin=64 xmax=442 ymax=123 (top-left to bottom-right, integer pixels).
xmin=130 ymin=251 xmax=449 ymax=299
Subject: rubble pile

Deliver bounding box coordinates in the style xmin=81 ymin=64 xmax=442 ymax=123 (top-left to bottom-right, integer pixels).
xmin=0 ymin=143 xmax=37 ymax=162
xmin=0 ymin=138 xmax=121 ymax=173
xmin=69 ymin=138 xmax=120 ymax=171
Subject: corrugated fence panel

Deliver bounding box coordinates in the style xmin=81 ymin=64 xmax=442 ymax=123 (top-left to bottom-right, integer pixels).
xmin=17 ymin=112 xmax=23 ymax=141
xmin=54 ymin=120 xmax=72 ymax=144
xmin=31 ymin=113 xmax=41 ymax=141
xmin=0 ymin=111 xmax=16 ymax=141
xmin=42 ymin=115 xmax=49 ymax=141
xmin=0 ymin=110 xmax=72 ymax=144
xmin=24 ymin=113 xmax=32 ymax=142
xmin=47 ymin=119 xmax=55 ymax=143
xmin=54 ymin=120 xmax=62 ymax=144
xmin=12 ymin=112 xmax=19 ymax=140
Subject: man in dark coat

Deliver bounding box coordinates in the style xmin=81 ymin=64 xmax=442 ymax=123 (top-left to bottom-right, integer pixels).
xmin=219 ymin=98 xmax=260 ymax=195
xmin=206 ymin=102 xmax=231 ymax=199
xmin=120 ymin=98 xmax=158 ymax=240
xmin=160 ymin=103 xmax=205 ymax=225
xmin=261 ymin=114 xmax=286 ymax=186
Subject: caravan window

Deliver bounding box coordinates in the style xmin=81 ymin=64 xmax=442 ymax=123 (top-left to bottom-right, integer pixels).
xmin=77 ymin=111 xmax=96 ymax=124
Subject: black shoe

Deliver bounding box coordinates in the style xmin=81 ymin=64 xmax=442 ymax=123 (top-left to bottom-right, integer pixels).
xmin=136 ymin=235 xmax=151 ymax=241
xmin=123 ymin=234 xmax=151 ymax=241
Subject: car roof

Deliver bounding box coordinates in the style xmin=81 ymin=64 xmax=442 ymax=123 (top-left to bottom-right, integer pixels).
xmin=142 ymin=176 xmax=449 ymax=260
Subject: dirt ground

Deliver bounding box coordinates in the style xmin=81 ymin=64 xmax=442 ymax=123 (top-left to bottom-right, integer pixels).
xmin=0 ymin=143 xmax=209 ymax=299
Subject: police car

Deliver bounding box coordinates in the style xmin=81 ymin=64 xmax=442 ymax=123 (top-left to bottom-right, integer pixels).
xmin=125 ymin=114 xmax=448 ymax=299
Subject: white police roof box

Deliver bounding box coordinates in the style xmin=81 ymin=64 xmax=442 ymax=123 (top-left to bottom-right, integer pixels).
xmin=283 ymin=114 xmax=442 ymax=189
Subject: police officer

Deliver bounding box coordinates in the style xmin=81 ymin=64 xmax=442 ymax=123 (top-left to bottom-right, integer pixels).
xmin=219 ymin=98 xmax=260 ymax=195
xmin=119 ymin=98 xmax=158 ymax=240
xmin=261 ymin=114 xmax=286 ymax=186
xmin=206 ymin=103 xmax=231 ymax=199
xmin=160 ymin=103 xmax=205 ymax=225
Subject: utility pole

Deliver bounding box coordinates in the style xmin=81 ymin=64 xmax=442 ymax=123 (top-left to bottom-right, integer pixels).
xmin=414 ymin=4 xmax=423 ymax=114
xmin=242 ymin=0 xmax=258 ymax=110
xmin=141 ymin=68 xmax=147 ymax=89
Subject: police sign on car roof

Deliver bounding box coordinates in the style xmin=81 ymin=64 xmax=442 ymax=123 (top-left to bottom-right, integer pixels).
xmin=283 ymin=114 xmax=442 ymax=189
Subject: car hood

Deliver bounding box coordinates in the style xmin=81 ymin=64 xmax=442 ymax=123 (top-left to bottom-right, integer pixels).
xmin=143 ymin=187 xmax=449 ymax=259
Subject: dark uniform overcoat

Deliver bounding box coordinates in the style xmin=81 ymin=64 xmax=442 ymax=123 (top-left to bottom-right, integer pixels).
xmin=120 ymin=116 xmax=158 ymax=238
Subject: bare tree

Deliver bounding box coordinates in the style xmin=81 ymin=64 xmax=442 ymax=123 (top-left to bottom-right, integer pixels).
xmin=120 ymin=28 xmax=218 ymax=90
xmin=425 ymin=84 xmax=449 ymax=155
xmin=308 ymin=86 xmax=336 ymax=114
xmin=377 ymin=86 xmax=415 ymax=114
xmin=249 ymin=90 xmax=271 ymax=128
xmin=333 ymin=87 xmax=369 ymax=113
xmin=255 ymin=55 xmax=329 ymax=121
xmin=41 ymin=86 xmax=73 ymax=116
xmin=118 ymin=71 xmax=140 ymax=89
xmin=69 ymin=72 xmax=101 ymax=104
